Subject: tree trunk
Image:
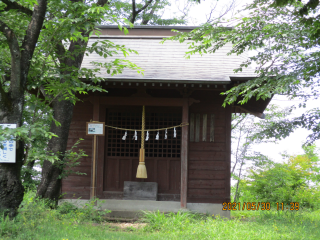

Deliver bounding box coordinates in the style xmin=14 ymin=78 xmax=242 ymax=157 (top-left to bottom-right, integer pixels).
xmin=0 ymin=97 xmax=25 ymax=218
xmin=0 ymin=133 xmax=25 ymax=218
xmin=0 ymin=0 xmax=47 ymax=218
xmin=37 ymin=99 xmax=74 ymax=202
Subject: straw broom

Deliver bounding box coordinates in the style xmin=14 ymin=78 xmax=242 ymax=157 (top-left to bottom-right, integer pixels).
xmin=136 ymin=106 xmax=147 ymax=178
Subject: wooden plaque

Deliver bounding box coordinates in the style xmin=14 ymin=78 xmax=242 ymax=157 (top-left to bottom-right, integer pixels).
xmin=86 ymin=122 xmax=105 ymax=136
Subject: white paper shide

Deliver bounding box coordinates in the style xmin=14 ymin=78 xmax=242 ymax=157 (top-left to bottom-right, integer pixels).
xmin=0 ymin=124 xmax=16 ymax=163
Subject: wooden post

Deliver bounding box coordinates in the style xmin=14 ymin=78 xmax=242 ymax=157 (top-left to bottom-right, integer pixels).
xmin=181 ymin=98 xmax=189 ymax=209
xmin=225 ymin=105 xmax=232 ymax=202
xmin=90 ymin=135 xmax=97 ymax=199
xmin=91 ymin=96 xmax=99 ymax=199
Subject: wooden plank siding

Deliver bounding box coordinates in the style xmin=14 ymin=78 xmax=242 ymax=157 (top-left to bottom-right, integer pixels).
xmin=62 ymin=88 xmax=231 ymax=204
xmin=103 ymin=157 xmax=181 ymax=194
xmin=61 ymin=101 xmax=94 ymax=199
xmin=188 ymin=90 xmax=231 ymax=203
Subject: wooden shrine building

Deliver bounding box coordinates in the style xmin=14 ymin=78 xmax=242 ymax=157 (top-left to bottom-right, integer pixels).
xmin=61 ymin=26 xmax=271 ymax=218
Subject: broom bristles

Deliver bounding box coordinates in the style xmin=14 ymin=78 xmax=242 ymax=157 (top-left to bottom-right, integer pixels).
xmin=136 ymin=162 xmax=147 ymax=178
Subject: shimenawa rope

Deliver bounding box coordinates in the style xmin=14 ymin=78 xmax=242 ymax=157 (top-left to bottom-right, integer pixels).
xmin=105 ymin=123 xmax=189 ymax=132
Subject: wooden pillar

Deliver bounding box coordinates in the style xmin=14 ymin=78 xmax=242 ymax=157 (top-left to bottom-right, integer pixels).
xmin=180 ymin=98 xmax=189 ymax=208
xmin=90 ymin=96 xmax=99 ymax=199
xmin=225 ymin=104 xmax=231 ymax=202
xmin=96 ymin=105 xmax=106 ymax=198
xmin=93 ymin=96 xmax=100 ymax=120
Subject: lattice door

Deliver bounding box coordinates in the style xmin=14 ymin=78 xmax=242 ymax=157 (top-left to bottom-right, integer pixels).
xmin=104 ymin=106 xmax=182 ymax=199
xmin=106 ymin=108 xmax=181 ymax=158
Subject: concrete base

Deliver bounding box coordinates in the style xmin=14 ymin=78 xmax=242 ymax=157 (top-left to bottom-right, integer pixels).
xmin=59 ymin=199 xmax=230 ymax=219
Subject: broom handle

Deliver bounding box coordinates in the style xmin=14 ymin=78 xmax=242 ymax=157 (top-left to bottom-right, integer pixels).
xmin=141 ymin=105 xmax=145 ymax=150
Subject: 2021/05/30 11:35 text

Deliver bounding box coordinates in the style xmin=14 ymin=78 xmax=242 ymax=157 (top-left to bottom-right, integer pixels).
xmin=222 ymin=202 xmax=300 ymax=211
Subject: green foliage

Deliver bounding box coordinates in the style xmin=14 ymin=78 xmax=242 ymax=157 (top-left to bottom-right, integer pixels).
xmin=0 ymin=191 xmax=132 ymax=240
xmin=1 ymin=192 xmax=320 ymax=239
xmin=57 ymin=199 xmax=111 ymax=223
xmin=231 ymin=105 xmax=292 ymax=201
xmin=59 ymin=138 xmax=88 ymax=179
xmin=238 ymin=145 xmax=320 ymax=209
xmin=141 ymin=209 xmax=320 ymax=239
xmin=246 ymin=163 xmax=299 ymax=203
xmin=168 ymin=0 xmax=320 ymax=143
xmin=21 ymin=163 xmax=41 ymax=190
xmin=142 ymin=210 xmax=207 ymax=232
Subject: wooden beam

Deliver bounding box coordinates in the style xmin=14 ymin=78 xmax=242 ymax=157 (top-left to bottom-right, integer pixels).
xmin=96 ymin=105 xmax=106 ymax=198
xmin=90 ymin=135 xmax=97 ymax=199
xmin=181 ymin=98 xmax=189 ymax=209
xmin=85 ymin=96 xmax=199 ymax=107
xmin=235 ymin=106 xmax=265 ymax=119
xmin=225 ymin=105 xmax=231 ymax=203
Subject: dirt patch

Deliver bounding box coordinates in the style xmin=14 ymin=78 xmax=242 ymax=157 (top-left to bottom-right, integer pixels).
xmin=91 ymin=222 xmax=147 ymax=230
xmin=106 ymin=222 xmax=147 ymax=229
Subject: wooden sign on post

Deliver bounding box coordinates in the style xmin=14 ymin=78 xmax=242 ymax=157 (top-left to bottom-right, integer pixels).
xmin=0 ymin=124 xmax=16 ymax=163
xmin=86 ymin=122 xmax=105 ymax=136
xmin=86 ymin=122 xmax=105 ymax=199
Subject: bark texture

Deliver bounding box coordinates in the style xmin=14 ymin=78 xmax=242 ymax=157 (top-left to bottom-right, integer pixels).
xmin=37 ymin=29 xmax=88 ymax=201
xmin=36 ymin=0 xmax=108 ymax=202
xmin=0 ymin=140 xmax=24 ymax=218
xmin=37 ymin=99 xmax=74 ymax=201
xmin=0 ymin=0 xmax=47 ymax=218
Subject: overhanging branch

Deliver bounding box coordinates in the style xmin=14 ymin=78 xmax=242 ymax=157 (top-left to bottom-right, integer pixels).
xmin=130 ymin=0 xmax=154 ymax=23
xmin=0 ymin=19 xmax=21 ymax=99
xmin=20 ymin=0 xmax=47 ymax=90
xmin=2 ymin=0 xmax=33 ymax=16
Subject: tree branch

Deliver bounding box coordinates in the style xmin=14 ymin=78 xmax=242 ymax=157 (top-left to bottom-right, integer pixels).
xmin=130 ymin=0 xmax=154 ymax=23
xmin=0 ymin=19 xmax=21 ymax=99
xmin=97 ymin=0 xmax=111 ymax=6
xmin=136 ymin=0 xmax=153 ymax=15
xmin=141 ymin=0 xmax=160 ymax=25
xmin=1 ymin=0 xmax=33 ymax=16
xmin=0 ymin=76 xmax=11 ymax=109
xmin=20 ymin=0 xmax=47 ymax=93
xmin=131 ymin=0 xmax=136 ymax=23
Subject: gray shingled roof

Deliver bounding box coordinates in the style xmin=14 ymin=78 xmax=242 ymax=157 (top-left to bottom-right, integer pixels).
xmin=81 ymin=28 xmax=256 ymax=84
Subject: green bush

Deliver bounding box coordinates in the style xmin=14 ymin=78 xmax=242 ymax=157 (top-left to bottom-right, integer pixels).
xmin=0 ymin=191 xmax=111 ymax=239
xmin=57 ymin=199 xmax=110 ymax=223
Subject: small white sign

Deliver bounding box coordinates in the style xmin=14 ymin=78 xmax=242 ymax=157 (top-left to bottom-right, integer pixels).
xmin=86 ymin=122 xmax=105 ymax=136
xmin=0 ymin=124 xmax=16 ymax=163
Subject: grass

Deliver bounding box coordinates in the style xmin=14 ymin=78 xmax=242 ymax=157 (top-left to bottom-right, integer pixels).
xmin=1 ymin=193 xmax=320 ymax=240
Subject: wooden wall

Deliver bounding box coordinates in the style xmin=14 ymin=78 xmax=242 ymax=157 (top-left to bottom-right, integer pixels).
xmin=61 ymin=100 xmax=93 ymax=199
xmin=61 ymin=88 xmax=231 ymax=203
xmin=188 ymin=90 xmax=231 ymax=203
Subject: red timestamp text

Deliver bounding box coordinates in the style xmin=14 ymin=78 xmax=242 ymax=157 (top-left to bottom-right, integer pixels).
xmin=222 ymin=202 xmax=271 ymax=211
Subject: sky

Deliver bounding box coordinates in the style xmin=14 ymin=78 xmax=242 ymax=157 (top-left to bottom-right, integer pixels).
xmin=253 ymin=96 xmax=320 ymax=162
xmin=165 ymin=0 xmax=320 ymax=162
xmin=165 ymin=0 xmax=249 ymax=26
